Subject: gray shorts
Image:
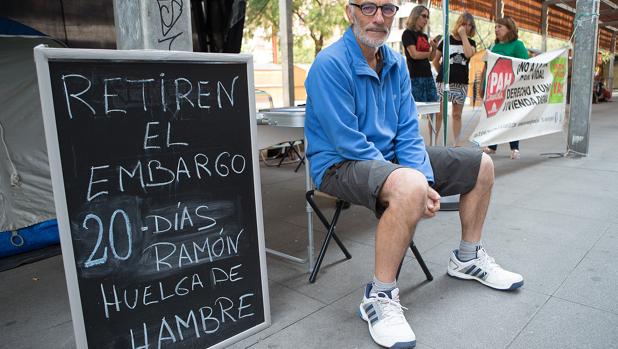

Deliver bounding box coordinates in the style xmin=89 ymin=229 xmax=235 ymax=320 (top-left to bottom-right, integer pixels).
xmin=319 ymin=146 xmax=482 ymax=216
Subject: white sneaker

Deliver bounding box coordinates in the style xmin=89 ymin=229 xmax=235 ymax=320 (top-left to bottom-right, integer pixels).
xmin=447 ymin=248 xmax=524 ymax=291
xmin=358 ymin=284 xmax=416 ymax=348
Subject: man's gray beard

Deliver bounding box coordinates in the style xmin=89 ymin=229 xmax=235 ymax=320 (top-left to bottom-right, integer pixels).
xmin=351 ymin=15 xmax=389 ymax=48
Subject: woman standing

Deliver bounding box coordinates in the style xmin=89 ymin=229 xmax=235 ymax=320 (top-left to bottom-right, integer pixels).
xmin=484 ymin=16 xmax=529 ymax=159
xmin=402 ymin=5 xmax=440 ymax=103
xmin=433 ymin=12 xmax=477 ymax=146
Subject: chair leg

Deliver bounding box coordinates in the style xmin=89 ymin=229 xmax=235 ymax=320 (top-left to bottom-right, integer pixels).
xmin=306 ymin=192 xmax=351 ymax=259
xmin=276 ymin=141 xmax=305 ymax=168
xmin=330 ymin=224 xmax=352 ymax=259
xmin=309 ymin=200 xmax=344 ymax=283
xmin=277 ymin=142 xmax=293 ymax=167
xmin=294 ymin=155 xmax=305 ymax=172
xmin=290 ymin=141 xmax=305 ymax=172
xmin=306 ymin=192 xmax=352 ymax=283
xmin=410 ymin=242 xmax=433 ymax=281
xmin=395 ymin=241 xmax=434 ymax=281
xmin=307 ymin=190 xmax=333 ymax=227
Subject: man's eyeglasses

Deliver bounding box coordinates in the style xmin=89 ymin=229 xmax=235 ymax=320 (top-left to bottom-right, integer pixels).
xmin=349 ymin=2 xmax=400 ymax=17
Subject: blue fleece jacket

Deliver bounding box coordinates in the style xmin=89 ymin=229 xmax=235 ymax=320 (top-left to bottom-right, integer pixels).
xmin=305 ymin=27 xmax=434 ymax=188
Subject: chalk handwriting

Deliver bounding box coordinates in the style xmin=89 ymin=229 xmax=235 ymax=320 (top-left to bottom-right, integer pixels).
xmin=144 ymin=227 xmax=245 ymax=271
xmin=129 ymin=293 xmax=255 ymax=348
xmin=62 ymin=74 xmax=96 ymax=119
xmin=82 ymin=209 xmax=132 ymax=268
xmin=126 ymin=79 xmax=156 ymax=111
xmin=104 ymin=77 xmax=128 ymax=115
xmin=87 ymin=151 xmax=247 ymax=201
xmin=61 ymin=74 xmax=240 ymax=119
xmin=100 ymin=272 xmax=205 ymax=319
xmin=143 ymin=122 xmax=189 ymax=150
xmin=144 ymin=201 xmax=217 ymax=234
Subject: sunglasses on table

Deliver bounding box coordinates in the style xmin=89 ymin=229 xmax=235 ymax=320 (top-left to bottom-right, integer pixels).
xmin=349 ymin=2 xmax=400 ymax=17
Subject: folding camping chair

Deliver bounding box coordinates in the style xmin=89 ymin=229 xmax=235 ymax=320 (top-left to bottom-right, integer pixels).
xmin=306 ymin=189 xmax=434 ymax=283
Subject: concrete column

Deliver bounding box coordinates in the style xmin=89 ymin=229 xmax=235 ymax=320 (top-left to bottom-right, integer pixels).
xmin=541 ymin=2 xmax=549 ymax=52
xmin=567 ymin=0 xmax=600 ymax=156
xmin=113 ymin=0 xmax=193 ymax=51
xmin=495 ymin=0 xmax=504 ymax=20
xmin=279 ymin=0 xmax=295 ymax=106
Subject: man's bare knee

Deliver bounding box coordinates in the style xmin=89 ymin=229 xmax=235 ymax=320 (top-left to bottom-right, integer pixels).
xmin=381 ymin=168 xmax=427 ymax=211
xmin=477 ymin=153 xmax=494 ymax=188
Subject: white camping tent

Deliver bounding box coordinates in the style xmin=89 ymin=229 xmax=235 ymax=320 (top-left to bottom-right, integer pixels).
xmin=0 ymin=36 xmax=64 ymax=232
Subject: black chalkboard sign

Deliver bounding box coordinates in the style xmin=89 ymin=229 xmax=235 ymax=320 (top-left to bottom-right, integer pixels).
xmin=34 ymin=46 xmax=270 ymax=349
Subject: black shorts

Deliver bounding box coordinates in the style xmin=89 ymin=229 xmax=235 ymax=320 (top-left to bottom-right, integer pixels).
xmin=319 ymin=146 xmax=483 ymax=216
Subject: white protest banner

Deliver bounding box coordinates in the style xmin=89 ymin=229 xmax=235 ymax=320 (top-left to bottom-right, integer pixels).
xmin=470 ymin=48 xmax=569 ymax=146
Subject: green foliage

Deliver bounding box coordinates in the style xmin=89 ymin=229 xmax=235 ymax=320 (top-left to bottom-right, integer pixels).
xmin=294 ymin=35 xmax=315 ymax=63
xmin=245 ymin=0 xmax=279 ymax=38
xmin=293 ymin=0 xmax=348 ymax=56
xmin=243 ymin=0 xmax=348 ymax=59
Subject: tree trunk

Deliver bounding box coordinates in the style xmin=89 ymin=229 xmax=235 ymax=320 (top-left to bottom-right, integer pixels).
xmin=272 ymin=27 xmax=278 ymax=64
xmin=314 ymin=35 xmax=323 ymax=57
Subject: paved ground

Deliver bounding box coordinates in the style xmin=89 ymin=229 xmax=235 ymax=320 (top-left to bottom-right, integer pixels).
xmin=2 ymin=101 xmax=617 ymax=348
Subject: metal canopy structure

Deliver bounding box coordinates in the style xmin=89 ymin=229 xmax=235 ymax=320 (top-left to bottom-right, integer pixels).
xmin=430 ymin=0 xmax=618 ymax=51
xmin=4 ymin=1 xmax=617 ymax=51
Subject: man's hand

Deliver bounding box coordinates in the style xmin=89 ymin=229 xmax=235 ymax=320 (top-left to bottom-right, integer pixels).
xmin=423 ymin=187 xmax=441 ymax=218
